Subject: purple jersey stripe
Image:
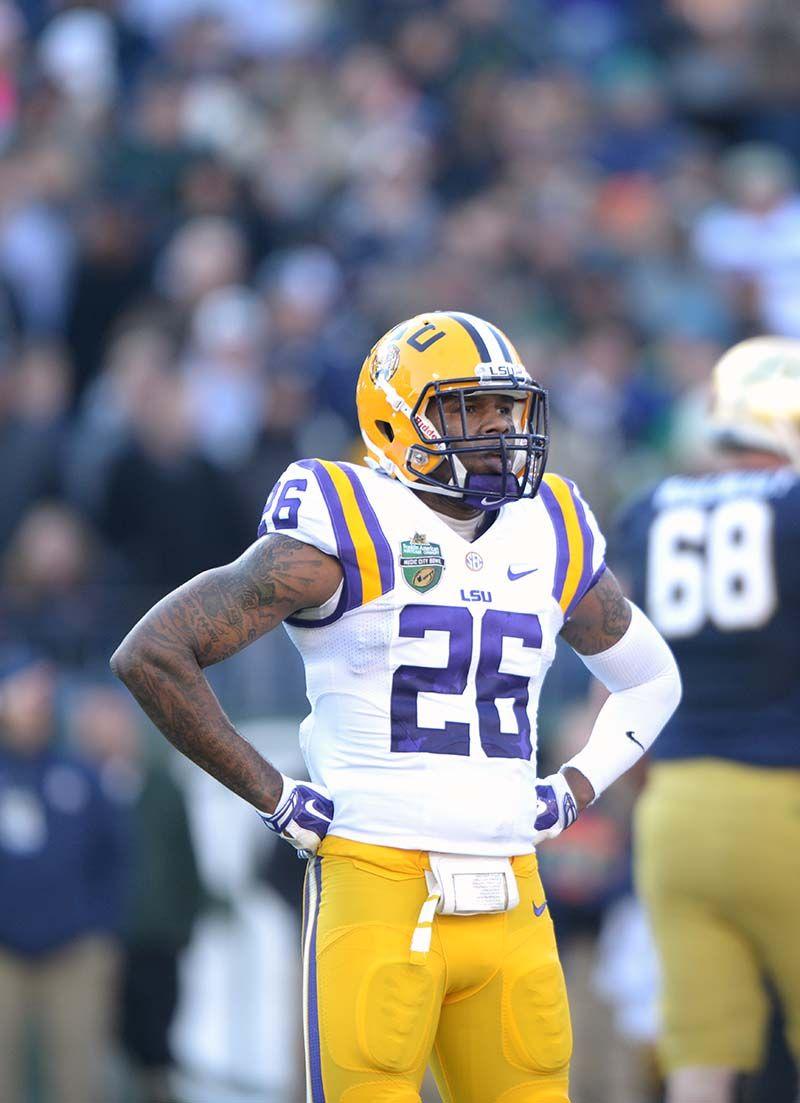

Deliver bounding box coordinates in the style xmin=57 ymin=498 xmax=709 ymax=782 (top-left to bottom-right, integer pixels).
xmin=257 ymin=479 xmax=283 ymax=537
xmin=539 ymin=480 xmax=569 ymax=606
xmin=338 ymin=464 xmax=395 ymax=594
xmin=586 ymin=561 xmax=607 ymax=593
xmin=285 ymin=459 xmax=361 ymax=628
xmin=302 ymin=855 xmax=311 ymax=936
xmin=301 ymin=862 xmax=312 ymax=1092
xmin=307 ymin=858 xmax=325 ymax=1102
xmin=563 ymin=479 xmax=596 ymax=619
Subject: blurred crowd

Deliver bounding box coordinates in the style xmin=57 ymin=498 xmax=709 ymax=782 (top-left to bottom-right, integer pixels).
xmin=2 ymin=0 xmax=800 ymax=1099
xmin=3 ymin=0 xmax=800 ymax=684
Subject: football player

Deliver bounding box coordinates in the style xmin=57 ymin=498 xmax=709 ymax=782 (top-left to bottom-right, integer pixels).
xmin=615 ymin=337 xmax=800 ymax=1103
xmin=111 ymin=312 xmax=680 ymax=1103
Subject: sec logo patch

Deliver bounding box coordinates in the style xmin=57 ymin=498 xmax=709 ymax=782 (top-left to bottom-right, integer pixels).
xmin=465 ymin=551 xmax=484 ymax=571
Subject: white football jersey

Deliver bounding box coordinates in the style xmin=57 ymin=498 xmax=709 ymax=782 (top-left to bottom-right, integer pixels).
xmin=258 ymin=461 xmax=606 ymax=855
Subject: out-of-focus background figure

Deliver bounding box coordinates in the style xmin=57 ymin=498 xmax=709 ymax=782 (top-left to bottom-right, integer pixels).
xmin=0 ymin=654 xmax=128 ymax=1103
xmin=0 ymin=0 xmax=798 ymax=1099
xmin=614 ymin=338 xmax=800 ymax=1103
xmin=73 ymin=685 xmax=203 ymax=1103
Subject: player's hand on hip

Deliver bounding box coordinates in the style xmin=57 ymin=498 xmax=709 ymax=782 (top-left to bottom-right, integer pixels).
xmin=532 ymin=772 xmax=578 ymax=844
xmin=258 ymin=774 xmax=334 ymax=855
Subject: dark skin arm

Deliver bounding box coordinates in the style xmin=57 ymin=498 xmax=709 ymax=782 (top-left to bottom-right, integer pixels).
xmin=110 ymin=535 xmax=343 ymax=813
xmin=557 ymin=568 xmax=633 ymax=811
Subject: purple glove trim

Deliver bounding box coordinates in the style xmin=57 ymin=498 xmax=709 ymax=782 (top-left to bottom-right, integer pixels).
xmin=292 ymin=785 xmax=334 ymax=834
xmin=534 ymin=785 xmax=560 ymax=831
xmin=260 ymin=782 xmax=334 ymax=842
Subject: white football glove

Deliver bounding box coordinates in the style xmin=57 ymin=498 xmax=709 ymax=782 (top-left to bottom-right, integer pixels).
xmin=532 ymin=771 xmax=578 ymax=845
xmin=258 ymin=774 xmax=334 ymax=856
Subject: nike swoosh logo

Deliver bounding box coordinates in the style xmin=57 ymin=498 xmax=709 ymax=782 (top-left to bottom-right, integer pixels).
xmin=533 ymin=900 xmax=548 ymax=917
xmin=625 ymin=731 xmax=645 ymax=752
xmin=305 ymin=798 xmax=331 ymax=821
xmin=508 ymin=567 xmax=538 ymax=581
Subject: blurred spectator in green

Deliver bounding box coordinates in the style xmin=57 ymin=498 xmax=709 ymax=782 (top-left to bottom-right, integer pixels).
xmin=72 ymin=684 xmax=203 ymax=1103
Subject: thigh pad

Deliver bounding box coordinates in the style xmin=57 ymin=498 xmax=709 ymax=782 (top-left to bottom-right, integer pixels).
xmin=319 ymin=924 xmax=444 ymax=1075
xmin=501 ymin=960 xmax=572 ymax=1075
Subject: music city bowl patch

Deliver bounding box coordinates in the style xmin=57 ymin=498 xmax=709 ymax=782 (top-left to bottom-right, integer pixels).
xmin=400 ymin=533 xmax=445 ymax=592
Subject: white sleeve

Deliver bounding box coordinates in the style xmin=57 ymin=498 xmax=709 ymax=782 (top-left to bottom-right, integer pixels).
xmin=257 ymin=459 xmax=394 ymax=627
xmin=564 ymin=602 xmax=682 ymax=798
xmin=257 ymin=460 xmax=346 ymax=626
xmin=257 ymin=460 xmax=338 ymax=557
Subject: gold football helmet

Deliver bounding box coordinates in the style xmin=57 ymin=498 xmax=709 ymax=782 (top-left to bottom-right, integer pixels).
xmin=710 ymin=336 xmax=800 ymax=464
xmin=356 ymin=311 xmax=548 ymax=508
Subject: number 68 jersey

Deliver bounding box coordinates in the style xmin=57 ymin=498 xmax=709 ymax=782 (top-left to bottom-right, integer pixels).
xmin=614 ymin=466 xmax=800 ymax=769
xmin=259 ymin=460 xmax=606 ymax=855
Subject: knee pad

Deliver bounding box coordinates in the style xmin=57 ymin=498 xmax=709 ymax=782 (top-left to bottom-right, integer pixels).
xmin=341 ymin=1082 xmax=421 ymax=1103
xmin=501 ymin=960 xmax=572 ymax=1074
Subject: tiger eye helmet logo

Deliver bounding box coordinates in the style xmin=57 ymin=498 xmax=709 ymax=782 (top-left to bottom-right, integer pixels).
xmin=370 ymin=341 xmax=401 ymax=385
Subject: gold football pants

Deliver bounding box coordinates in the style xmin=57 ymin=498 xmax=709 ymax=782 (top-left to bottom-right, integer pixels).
xmin=302 ymin=835 xmax=572 ymax=1103
xmin=635 ymin=759 xmax=800 ymax=1072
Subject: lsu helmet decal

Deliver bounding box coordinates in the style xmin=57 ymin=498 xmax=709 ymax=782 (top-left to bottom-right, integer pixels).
xmin=710 ymin=336 xmax=800 ymax=466
xmin=356 ymin=311 xmax=549 ymax=509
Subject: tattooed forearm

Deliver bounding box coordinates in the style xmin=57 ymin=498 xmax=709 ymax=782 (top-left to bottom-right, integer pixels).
xmin=116 ymin=655 xmax=283 ymax=811
xmin=559 ymin=568 xmax=632 ymax=655
xmin=110 ymin=534 xmax=342 ymax=812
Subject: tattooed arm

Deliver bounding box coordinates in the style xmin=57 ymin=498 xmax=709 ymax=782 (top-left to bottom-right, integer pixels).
xmin=559 ymin=568 xmax=632 ymax=656
xmin=110 ymin=534 xmax=343 ymax=813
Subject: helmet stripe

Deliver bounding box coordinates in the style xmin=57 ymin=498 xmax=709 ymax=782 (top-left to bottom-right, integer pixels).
xmin=486 ymin=322 xmax=512 ymax=361
xmin=445 ymin=312 xmax=491 ymax=362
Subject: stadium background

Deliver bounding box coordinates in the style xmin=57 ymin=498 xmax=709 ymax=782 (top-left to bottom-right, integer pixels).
xmin=1 ymin=0 xmax=799 ymax=1099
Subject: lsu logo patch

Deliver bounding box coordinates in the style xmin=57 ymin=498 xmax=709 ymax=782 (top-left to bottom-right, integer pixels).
xmin=400 ymin=534 xmax=445 ymax=593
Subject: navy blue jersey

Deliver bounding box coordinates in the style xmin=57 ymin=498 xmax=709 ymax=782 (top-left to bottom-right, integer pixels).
xmin=613 ymin=466 xmax=800 ymax=767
